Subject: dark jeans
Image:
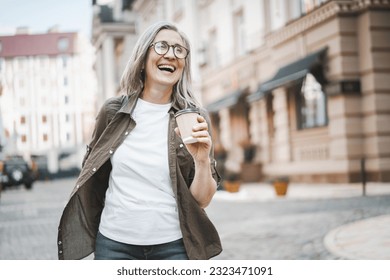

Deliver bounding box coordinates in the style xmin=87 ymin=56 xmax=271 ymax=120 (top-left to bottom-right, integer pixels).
xmin=94 ymin=231 xmax=189 ymax=260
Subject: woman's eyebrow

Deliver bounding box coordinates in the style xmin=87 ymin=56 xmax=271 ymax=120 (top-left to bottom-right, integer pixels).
xmin=157 ymin=39 xmax=184 ymax=46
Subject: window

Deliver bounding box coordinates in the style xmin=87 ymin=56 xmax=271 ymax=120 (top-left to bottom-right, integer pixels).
xmin=61 ymin=55 xmax=68 ymax=68
xmin=300 ymin=0 xmax=327 ymax=14
xmin=208 ymin=29 xmax=219 ymax=68
xmin=63 ymin=77 xmax=68 ymax=86
xmin=43 ymin=134 xmax=48 ymax=142
xmin=38 ymin=56 xmax=49 ymax=68
xmin=270 ymin=0 xmax=286 ymax=30
xmin=233 ymin=10 xmax=246 ymax=56
xmin=288 ymin=0 xmax=303 ymax=21
xmin=16 ymin=57 xmax=26 ymax=69
xmin=19 ymin=78 xmax=25 ymax=88
xmin=42 ymin=115 xmax=47 ymax=123
xmin=296 ymin=73 xmax=327 ymax=129
xmin=41 ymin=78 xmax=46 ymax=87
xmin=20 ymin=116 xmax=26 ymax=124
xmin=172 ymin=0 xmax=184 ymax=20
xmin=21 ymin=135 xmax=27 ymax=143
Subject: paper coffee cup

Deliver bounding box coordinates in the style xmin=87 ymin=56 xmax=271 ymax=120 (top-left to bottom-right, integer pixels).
xmin=175 ymin=108 xmax=200 ymax=144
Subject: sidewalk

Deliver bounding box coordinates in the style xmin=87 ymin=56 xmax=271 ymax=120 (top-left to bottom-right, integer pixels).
xmin=214 ymin=182 xmax=390 ymax=260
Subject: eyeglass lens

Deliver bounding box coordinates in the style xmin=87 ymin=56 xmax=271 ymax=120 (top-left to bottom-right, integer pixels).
xmin=153 ymin=41 xmax=188 ymax=59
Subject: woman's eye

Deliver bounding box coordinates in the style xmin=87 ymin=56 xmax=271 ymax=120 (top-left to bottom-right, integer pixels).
xmin=159 ymin=43 xmax=168 ymax=51
xmin=175 ymin=47 xmax=183 ymax=54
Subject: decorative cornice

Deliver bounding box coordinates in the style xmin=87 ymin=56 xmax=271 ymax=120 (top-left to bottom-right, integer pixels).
xmin=266 ymin=0 xmax=390 ymax=47
xmin=92 ymin=22 xmax=135 ymax=47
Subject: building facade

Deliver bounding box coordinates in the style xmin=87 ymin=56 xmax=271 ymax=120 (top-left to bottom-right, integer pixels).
xmin=92 ymin=0 xmax=390 ymax=183
xmin=92 ymin=0 xmax=137 ymax=108
xmin=247 ymin=1 xmax=390 ymax=182
xmin=0 ymin=28 xmax=97 ymax=173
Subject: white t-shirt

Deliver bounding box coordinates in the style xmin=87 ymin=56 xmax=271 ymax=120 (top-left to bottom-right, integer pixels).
xmin=99 ymin=98 xmax=182 ymax=245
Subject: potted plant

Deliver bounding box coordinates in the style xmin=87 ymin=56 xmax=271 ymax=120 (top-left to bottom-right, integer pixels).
xmin=223 ymin=169 xmax=241 ymax=193
xmin=272 ymin=176 xmax=289 ymax=196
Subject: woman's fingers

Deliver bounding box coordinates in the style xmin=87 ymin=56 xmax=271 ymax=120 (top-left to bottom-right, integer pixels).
xmin=193 ymin=116 xmax=208 ymax=132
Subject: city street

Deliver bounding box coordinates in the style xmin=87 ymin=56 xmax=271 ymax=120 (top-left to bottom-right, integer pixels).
xmin=1 ymin=178 xmax=390 ymax=260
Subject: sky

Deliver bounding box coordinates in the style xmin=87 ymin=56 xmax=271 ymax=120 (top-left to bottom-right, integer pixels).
xmin=0 ymin=0 xmax=112 ymax=38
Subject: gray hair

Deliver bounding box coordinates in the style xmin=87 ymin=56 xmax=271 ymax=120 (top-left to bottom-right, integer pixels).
xmin=120 ymin=21 xmax=199 ymax=108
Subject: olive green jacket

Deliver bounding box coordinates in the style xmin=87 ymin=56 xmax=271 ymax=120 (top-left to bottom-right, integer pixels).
xmin=57 ymin=94 xmax=222 ymax=260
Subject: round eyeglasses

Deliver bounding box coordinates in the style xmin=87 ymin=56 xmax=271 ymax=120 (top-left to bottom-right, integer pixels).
xmin=150 ymin=41 xmax=189 ymax=59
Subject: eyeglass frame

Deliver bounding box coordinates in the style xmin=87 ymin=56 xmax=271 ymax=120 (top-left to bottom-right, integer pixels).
xmin=149 ymin=41 xmax=190 ymax=59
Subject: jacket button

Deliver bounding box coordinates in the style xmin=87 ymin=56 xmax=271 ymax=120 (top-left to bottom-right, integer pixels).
xmin=109 ymin=150 xmax=113 ymax=154
xmin=76 ymin=185 xmax=80 ymax=189
xmin=92 ymin=168 xmax=96 ymax=172
xmin=125 ymin=131 xmax=129 ymax=135
xmin=58 ymin=241 xmax=62 ymax=245
xmin=59 ymin=250 xmax=63 ymax=254
xmin=179 ymin=144 xmax=184 ymax=148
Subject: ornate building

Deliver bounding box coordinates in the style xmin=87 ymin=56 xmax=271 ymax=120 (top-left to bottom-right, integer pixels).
xmin=92 ymin=0 xmax=390 ymax=182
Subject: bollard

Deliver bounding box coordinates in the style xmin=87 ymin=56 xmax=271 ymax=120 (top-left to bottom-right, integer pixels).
xmin=361 ymin=158 xmax=366 ymax=196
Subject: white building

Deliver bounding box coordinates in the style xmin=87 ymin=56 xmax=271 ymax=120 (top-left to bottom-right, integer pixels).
xmin=0 ymin=28 xmax=97 ymax=173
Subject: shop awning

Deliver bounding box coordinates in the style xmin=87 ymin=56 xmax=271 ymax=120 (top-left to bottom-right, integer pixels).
xmin=247 ymin=47 xmax=327 ymax=102
xmin=206 ymin=89 xmax=242 ymax=112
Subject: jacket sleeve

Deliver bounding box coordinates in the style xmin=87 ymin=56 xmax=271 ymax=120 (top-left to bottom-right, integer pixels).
xmin=200 ymin=108 xmax=222 ymax=188
xmin=81 ymin=96 xmax=125 ymax=167
xmin=81 ymin=104 xmax=109 ymax=168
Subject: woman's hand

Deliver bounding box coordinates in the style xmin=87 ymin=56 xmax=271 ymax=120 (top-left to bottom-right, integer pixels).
xmin=175 ymin=115 xmax=211 ymax=163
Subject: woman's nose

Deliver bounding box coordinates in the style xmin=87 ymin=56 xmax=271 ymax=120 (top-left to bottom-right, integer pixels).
xmin=164 ymin=46 xmax=176 ymax=59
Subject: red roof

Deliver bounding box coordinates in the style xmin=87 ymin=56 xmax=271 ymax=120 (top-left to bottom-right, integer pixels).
xmin=0 ymin=32 xmax=76 ymax=58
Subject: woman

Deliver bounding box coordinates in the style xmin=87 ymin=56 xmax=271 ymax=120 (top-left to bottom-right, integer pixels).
xmin=57 ymin=21 xmax=222 ymax=260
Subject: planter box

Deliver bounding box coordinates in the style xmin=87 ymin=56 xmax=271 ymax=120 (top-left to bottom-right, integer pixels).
xmin=273 ymin=181 xmax=288 ymax=196
xmin=224 ymin=180 xmax=240 ymax=193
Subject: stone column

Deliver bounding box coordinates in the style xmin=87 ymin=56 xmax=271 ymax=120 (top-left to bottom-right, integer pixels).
xmin=272 ymin=87 xmax=291 ymax=163
xmin=102 ymin=36 xmax=116 ymax=101
xmin=250 ymin=98 xmax=270 ymax=163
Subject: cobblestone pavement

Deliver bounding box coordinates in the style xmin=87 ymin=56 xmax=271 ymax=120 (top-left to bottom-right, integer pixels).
xmin=1 ymin=178 xmax=390 ymax=260
xmin=208 ymin=186 xmax=390 ymax=260
xmin=0 ymin=178 xmax=72 ymax=260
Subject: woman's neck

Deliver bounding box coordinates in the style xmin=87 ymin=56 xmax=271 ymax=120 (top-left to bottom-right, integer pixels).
xmin=141 ymin=84 xmax=173 ymax=104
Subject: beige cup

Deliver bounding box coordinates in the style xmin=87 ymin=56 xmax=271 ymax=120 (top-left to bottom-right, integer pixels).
xmin=175 ymin=108 xmax=200 ymax=144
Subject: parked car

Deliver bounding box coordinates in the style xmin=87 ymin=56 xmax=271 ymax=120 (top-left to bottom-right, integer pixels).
xmin=0 ymin=155 xmax=37 ymax=191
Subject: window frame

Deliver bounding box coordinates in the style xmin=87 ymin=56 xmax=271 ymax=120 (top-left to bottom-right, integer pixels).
xmin=295 ymin=72 xmax=328 ymax=130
